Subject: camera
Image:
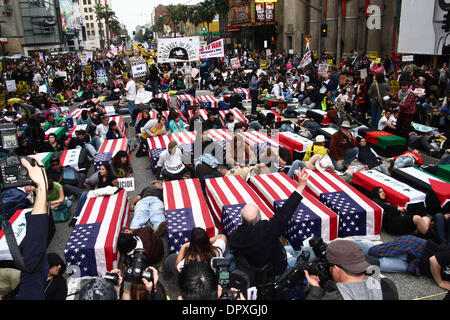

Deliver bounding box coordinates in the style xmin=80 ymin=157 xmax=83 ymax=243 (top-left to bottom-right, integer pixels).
xmin=103 ymin=272 xmax=119 ymax=286
xmin=302 ymin=237 xmax=331 ymax=287
xmin=124 ymin=249 xmax=153 ymax=285
xmin=211 ymin=257 xmax=236 ymax=300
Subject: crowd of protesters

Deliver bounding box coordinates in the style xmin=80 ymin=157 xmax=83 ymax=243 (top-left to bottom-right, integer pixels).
xmin=0 ymin=43 xmax=449 ymax=302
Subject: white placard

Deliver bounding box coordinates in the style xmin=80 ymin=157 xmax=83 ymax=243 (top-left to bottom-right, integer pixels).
xmin=318 ymin=64 xmax=329 ymax=77
xmin=6 ymin=80 xmax=16 ymax=92
xmin=118 ymin=177 xmax=135 ymax=192
xmin=199 ymin=39 xmax=225 ymax=59
xmin=264 ymin=40 xmax=268 ymax=48
xmin=104 ymin=105 xmax=116 ymax=116
xmin=131 ymin=60 xmax=147 ymax=78
xmin=231 ymin=57 xmax=241 ymax=69
xmin=402 ymin=55 xmax=414 ymax=62
xmin=266 ymin=49 xmax=271 ymax=56
xmin=289 ymin=49 xmax=294 ymax=54
xmin=96 ymin=68 xmax=107 ymax=84
xmin=39 ymin=84 xmax=48 ymax=93
xmin=157 ymin=36 xmax=200 ymax=63
xmin=360 ymin=68 xmax=368 ymax=79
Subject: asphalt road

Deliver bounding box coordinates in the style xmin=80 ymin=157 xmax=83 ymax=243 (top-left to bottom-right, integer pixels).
xmin=48 ymin=92 xmax=448 ymax=301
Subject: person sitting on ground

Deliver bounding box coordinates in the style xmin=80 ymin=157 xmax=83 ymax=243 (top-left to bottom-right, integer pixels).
xmin=357 ymin=137 xmax=389 ymax=175
xmin=46 ymin=157 xmax=85 ymax=198
xmin=47 ymin=178 xmax=72 ymax=217
xmin=189 ymin=107 xmax=205 ymax=131
xmin=106 ymin=120 xmax=125 ymax=140
xmin=169 ymin=113 xmax=187 ymax=133
xmin=378 ymin=110 xmax=397 ymax=134
xmin=162 ymin=228 xmax=227 ymax=280
xmin=77 ymin=109 xmax=93 ymax=126
xmin=371 ymin=187 xmax=432 ymax=237
xmin=408 ymin=132 xmax=440 ymax=157
xmin=203 ymin=111 xmax=223 ymax=131
xmin=387 ymin=149 xmax=423 ymax=170
xmin=68 ymin=129 xmax=101 ymax=159
xmin=228 ymin=169 xmax=311 ymax=277
xmin=155 ymin=141 xmax=191 ymax=181
xmin=141 ymin=115 xmax=167 ymax=139
xmin=111 ymin=150 xmax=133 ymax=178
xmin=305 ymin=240 xmax=398 ymax=300
xmin=302 ymin=135 xmax=328 ymax=162
xmin=329 ymin=121 xmax=358 ymax=171
xmin=223 ymin=111 xmax=239 ymax=132
xmin=135 ymin=109 xmax=151 ymax=139
xmin=69 ymin=163 xmax=118 ymax=227
xmin=43 ymin=112 xmax=66 ymax=131
xmin=129 ymin=180 xmax=166 ymax=235
xmin=95 ymin=115 xmax=110 ymax=143
xmin=41 ymin=133 xmax=64 ymax=153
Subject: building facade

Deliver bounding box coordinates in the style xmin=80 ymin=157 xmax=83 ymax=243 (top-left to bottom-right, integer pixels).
xmin=79 ymin=0 xmax=110 ymax=50
xmin=279 ymin=0 xmax=399 ymax=61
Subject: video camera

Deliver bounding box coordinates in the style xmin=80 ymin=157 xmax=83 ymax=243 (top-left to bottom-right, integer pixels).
xmin=0 ymin=124 xmax=34 ymax=189
xmin=299 ymin=236 xmax=331 ymax=288
xmin=211 ymin=257 xmax=253 ymax=300
xmin=123 ymin=249 xmax=153 ymax=285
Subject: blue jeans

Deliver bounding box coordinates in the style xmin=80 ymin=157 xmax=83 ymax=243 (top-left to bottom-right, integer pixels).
xmin=285 ymin=245 xmax=316 ymax=270
xmin=394 ymin=156 xmax=414 ymax=169
xmin=283 ymin=92 xmax=294 ymax=103
xmin=372 ymin=164 xmax=389 ymax=175
xmin=354 ymin=241 xmax=409 ymax=273
xmin=331 ymin=147 xmax=359 ymax=171
xmin=287 ymin=160 xmax=306 ymax=178
xmin=370 ymin=102 xmax=382 ymax=130
xmin=130 ymin=196 xmax=165 ymax=230
xmin=249 ymin=121 xmax=263 ymax=131
xmin=250 ymin=89 xmax=258 ymax=114
xmin=151 ymin=80 xmax=160 ymax=96
xmin=54 ymin=199 xmax=72 ymax=212
xmin=437 ymin=154 xmax=450 ymax=166
xmin=76 ymin=144 xmax=96 ymax=158
xmin=161 ymin=83 xmax=170 ymax=92
xmin=434 ymin=213 xmax=450 ymax=246
xmin=73 ymin=191 xmax=88 ymax=219
xmin=128 ymin=100 xmax=136 ymax=121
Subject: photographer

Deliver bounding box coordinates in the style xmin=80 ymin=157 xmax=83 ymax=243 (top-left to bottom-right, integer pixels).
xmin=178 ymin=260 xmax=244 ymax=300
xmin=304 ymin=240 xmax=398 ymax=300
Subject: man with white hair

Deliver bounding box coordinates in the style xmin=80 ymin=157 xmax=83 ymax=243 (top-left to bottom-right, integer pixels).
xmin=228 ymin=169 xmax=310 ymax=276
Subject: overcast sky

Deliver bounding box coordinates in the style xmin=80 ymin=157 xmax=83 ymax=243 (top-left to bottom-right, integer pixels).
xmin=110 ymin=0 xmax=202 ymax=36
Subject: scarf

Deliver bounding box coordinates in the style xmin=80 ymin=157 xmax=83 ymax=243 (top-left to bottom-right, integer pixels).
xmin=397 ymin=89 xmax=411 ymax=104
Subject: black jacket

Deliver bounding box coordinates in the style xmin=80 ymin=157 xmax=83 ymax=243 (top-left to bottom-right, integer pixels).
xmin=229 ymin=190 xmax=303 ymax=276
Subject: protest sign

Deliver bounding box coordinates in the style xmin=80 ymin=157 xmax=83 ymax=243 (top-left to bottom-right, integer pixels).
xmin=118 ymin=178 xmax=135 ymax=192
xmin=360 ymin=68 xmax=368 ymax=79
xmin=231 ymin=57 xmax=241 ymax=69
xmin=390 ymin=80 xmax=400 ymax=94
xmin=131 ymin=61 xmax=147 ymax=78
xmin=260 ymin=60 xmax=267 ymax=69
xmin=199 ymin=39 xmax=225 ymax=59
xmin=157 ymin=36 xmax=200 ymax=63
xmin=369 ymin=51 xmax=377 ymax=60
xmin=402 ymin=55 xmax=414 ymax=62
xmin=97 ymin=68 xmax=107 ymax=84
xmin=84 ymin=65 xmax=91 ymax=75
xmin=6 ymin=80 xmax=16 ymax=92
xmin=318 ymin=64 xmax=329 ymax=77
xmin=39 ymin=84 xmax=48 ymax=93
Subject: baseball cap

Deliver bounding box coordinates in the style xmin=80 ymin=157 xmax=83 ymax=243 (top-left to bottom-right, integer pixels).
xmin=326 ymin=240 xmax=370 ymax=274
xmin=79 ymin=277 xmax=118 ymax=300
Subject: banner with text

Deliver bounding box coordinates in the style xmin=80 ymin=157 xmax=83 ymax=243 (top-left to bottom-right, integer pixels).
xmin=199 ymin=39 xmax=225 ymax=59
xmin=157 ymin=36 xmax=200 ymax=63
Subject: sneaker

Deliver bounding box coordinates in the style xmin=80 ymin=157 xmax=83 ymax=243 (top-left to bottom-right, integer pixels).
xmin=155 ymin=221 xmax=167 ymax=237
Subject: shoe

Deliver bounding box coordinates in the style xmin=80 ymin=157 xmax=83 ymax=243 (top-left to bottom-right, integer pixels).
xmin=69 ymin=218 xmax=77 ymax=227
xmin=155 ymin=221 xmax=167 ymax=237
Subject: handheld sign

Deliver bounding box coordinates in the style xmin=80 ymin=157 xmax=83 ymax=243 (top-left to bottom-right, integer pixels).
xmin=118 ymin=178 xmax=135 ymax=192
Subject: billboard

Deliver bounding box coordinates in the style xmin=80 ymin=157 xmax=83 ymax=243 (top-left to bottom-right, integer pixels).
xmin=229 ymin=0 xmax=252 ymax=25
xmin=59 ymin=0 xmax=75 ymax=33
xmin=398 ymin=0 xmax=450 ymax=55
xmin=255 ymin=2 xmax=275 ymax=22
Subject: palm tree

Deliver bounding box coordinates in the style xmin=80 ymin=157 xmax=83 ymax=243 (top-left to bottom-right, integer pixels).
xmin=214 ymin=0 xmax=229 ymax=39
xmin=94 ymin=3 xmax=117 ymax=49
xmin=94 ymin=3 xmax=105 ymax=49
xmin=166 ymin=4 xmax=180 ymax=37
xmin=200 ymin=0 xmax=217 ymax=43
xmin=178 ymin=5 xmax=189 ymax=36
xmin=189 ymin=5 xmax=203 ymax=36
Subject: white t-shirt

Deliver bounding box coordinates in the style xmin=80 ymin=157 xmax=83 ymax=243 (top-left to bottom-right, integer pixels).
xmin=378 ymin=116 xmax=395 ymax=131
xmin=157 ymin=148 xmax=185 ymax=174
xmin=96 ymin=123 xmax=109 ymax=142
xmin=176 ymin=238 xmax=226 ymax=272
xmin=125 ymin=80 xmax=136 ymax=101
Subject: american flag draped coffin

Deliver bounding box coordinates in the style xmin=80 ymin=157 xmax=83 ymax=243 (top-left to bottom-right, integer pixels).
xmin=234 ymin=88 xmax=250 ymax=101
xmin=295 ymin=169 xmax=383 ymax=240
xmin=95 ymin=138 xmax=129 ymax=171
xmin=197 ymin=95 xmax=219 ymax=109
xmin=260 ymin=109 xmax=282 ymax=123
xmin=155 ymin=93 xmax=171 ymax=107
xmin=147 ymin=135 xmax=173 ymax=173
xmin=188 ymin=108 xmax=209 ymax=122
xmin=163 ymin=179 xmax=217 ymax=254
xmin=170 ymin=131 xmax=197 ymax=157
xmin=109 ymin=116 xmax=125 ymax=132
xmin=136 ymin=111 xmax=159 ymax=124
xmin=205 ymin=175 xmax=274 ymax=238
xmin=248 ymin=172 xmax=338 ymax=249
xmin=65 ymin=108 xmax=90 ymax=129
xmin=219 ymin=108 xmax=249 ymax=125
xmin=274 ymin=131 xmax=313 ymax=158
xmin=176 ymin=94 xmax=197 ymax=109
xmin=205 ymin=129 xmax=233 ymax=164
xmin=238 ymin=130 xmax=279 ymax=161
xmin=64 ymin=189 xmax=130 ymax=276
xmin=162 ymin=110 xmax=187 ymax=123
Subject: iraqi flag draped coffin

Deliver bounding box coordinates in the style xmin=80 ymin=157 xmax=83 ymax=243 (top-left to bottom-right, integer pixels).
xmin=234 ymin=88 xmax=250 ymax=101
xmin=237 ymin=130 xmax=280 ymax=161
xmin=391 ymin=167 xmax=450 ymax=212
xmin=64 ymin=189 xmax=130 ymax=277
xmin=352 ymin=169 xmax=427 ymax=208
xmin=60 ymin=148 xmax=87 ymax=172
xmin=205 ymin=129 xmax=233 ymax=164
xmin=248 ymin=172 xmax=338 ymax=249
xmin=155 ymin=93 xmax=171 ymax=107
xmin=197 ymin=95 xmax=219 ymax=109
xmin=274 ymin=131 xmax=313 ymax=159
xmin=163 ymin=179 xmax=217 ymax=254
xmin=295 ymin=169 xmax=383 ymax=240
xmin=219 ymin=108 xmax=249 ymax=125
xmin=0 ymin=209 xmax=31 ymax=261
xmin=66 ymin=108 xmax=90 ymax=129
xmin=147 ymin=135 xmax=173 ymax=173
xmin=94 ymin=138 xmax=129 ymax=171
xmin=204 ymin=175 xmax=274 ymax=238
xmin=35 ymin=152 xmax=54 ymax=170
xmin=176 ymin=94 xmax=197 ymax=109
xmin=306 ymin=109 xmax=331 ymax=125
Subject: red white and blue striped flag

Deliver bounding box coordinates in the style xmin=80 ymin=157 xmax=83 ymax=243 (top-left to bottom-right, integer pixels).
xmin=219 ymin=108 xmax=249 ymax=124
xmin=295 ymin=169 xmax=383 ymax=240
xmin=249 ymin=172 xmax=338 ymax=249
xmin=205 ymin=175 xmax=274 ymax=237
xmin=155 ymin=93 xmax=171 ymax=107
xmin=233 ymin=88 xmax=250 ymax=101
xmin=197 ymin=95 xmax=219 ymax=109
xmin=147 ymin=135 xmax=173 ymax=172
xmin=163 ymin=179 xmax=217 ymax=254
xmin=98 ymin=138 xmax=128 ymax=156
xmin=64 ymin=189 xmax=130 ymax=276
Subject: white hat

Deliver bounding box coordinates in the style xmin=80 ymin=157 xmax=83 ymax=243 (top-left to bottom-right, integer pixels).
xmin=315 ymin=135 xmax=325 ymax=143
xmin=315 ymin=155 xmax=333 ymax=173
xmin=279 ymin=82 xmax=284 ymax=87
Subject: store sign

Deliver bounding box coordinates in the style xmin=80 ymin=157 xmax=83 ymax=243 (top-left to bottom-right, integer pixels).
xmin=230 ymin=1 xmax=251 ymax=25
xmin=256 ymin=2 xmax=275 ymax=22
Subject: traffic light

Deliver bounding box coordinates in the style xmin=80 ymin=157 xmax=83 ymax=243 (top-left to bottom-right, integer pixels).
xmin=321 ymin=24 xmax=328 ymax=37
xmin=443 ymin=11 xmax=450 ymax=32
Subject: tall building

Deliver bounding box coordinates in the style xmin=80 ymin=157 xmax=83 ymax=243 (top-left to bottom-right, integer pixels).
xmin=0 ymin=0 xmax=66 ymax=56
xmin=278 ymin=0 xmax=399 ymax=61
xmin=79 ymin=0 xmax=110 ymax=50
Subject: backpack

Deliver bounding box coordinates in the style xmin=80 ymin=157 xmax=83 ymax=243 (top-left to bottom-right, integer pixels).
xmin=0 ymin=189 xmax=30 ymax=220
xmin=136 ymin=139 xmax=149 ymax=157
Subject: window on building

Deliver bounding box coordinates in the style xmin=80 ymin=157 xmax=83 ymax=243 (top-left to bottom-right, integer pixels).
xmin=92 ymin=30 xmax=95 ymax=36
xmin=87 ymin=30 xmax=91 ymax=36
xmin=287 ymin=36 xmax=293 ymax=51
xmin=89 ymin=8 xmax=92 ymax=12
xmin=84 ymin=8 xmax=87 ymax=12
xmin=90 ymin=15 xmax=93 ymax=21
xmin=88 ymin=0 xmax=92 ymax=5
xmin=83 ymin=0 xmax=87 ymax=4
